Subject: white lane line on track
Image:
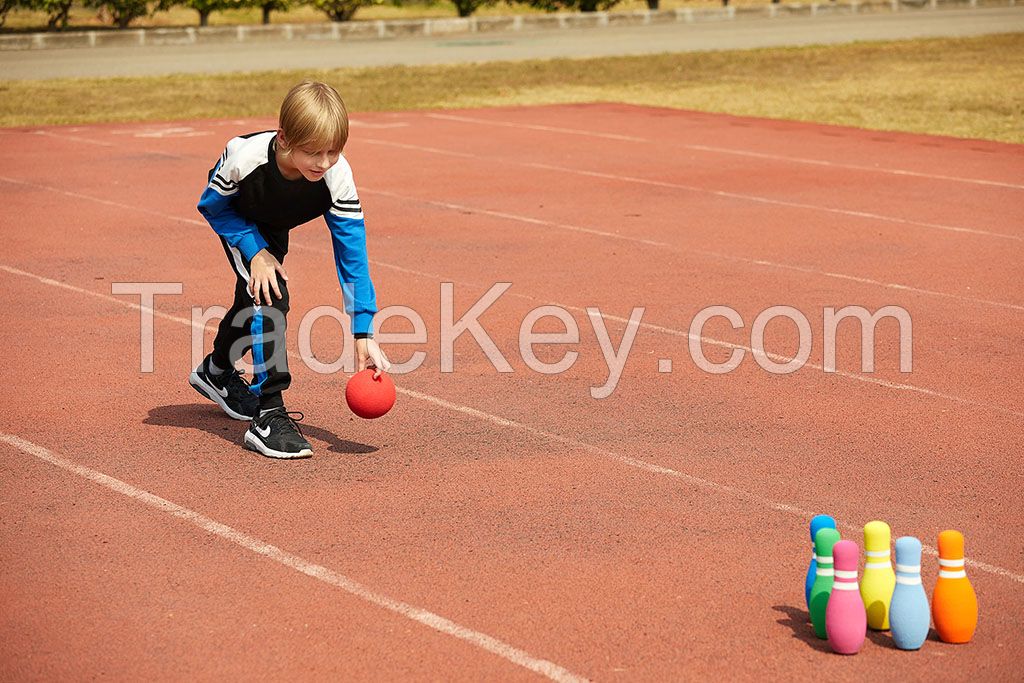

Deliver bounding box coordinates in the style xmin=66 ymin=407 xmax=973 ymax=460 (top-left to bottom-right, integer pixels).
xmin=361 ymin=138 xmax=1024 ymax=243
xmin=2 ymin=267 xmax=1022 ymax=586
xmin=4 ymin=171 xmax=1020 ymax=314
xmin=347 ymin=257 xmax=1024 ymax=421
xmin=0 ymin=432 xmax=588 ymax=683
xmin=1 ymin=175 xmax=1020 ymax=419
xmin=31 ymin=130 xmax=116 ymax=147
xmin=366 ymin=188 xmax=675 ymax=248
xmin=0 ymin=175 xmax=205 ymax=225
xmin=0 ymin=264 xmax=202 ymax=329
xmin=424 ymin=113 xmax=1024 ymax=191
xmin=395 ymin=388 xmax=1024 ymax=586
xmin=350 ymin=121 xmax=411 ymax=129
xmin=362 ymin=187 xmax=1024 ymax=313
xmin=10 ymin=120 xmax=1024 ymax=311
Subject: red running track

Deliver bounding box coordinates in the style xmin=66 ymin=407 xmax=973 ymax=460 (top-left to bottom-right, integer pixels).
xmin=1 ymin=104 xmax=1022 ymax=680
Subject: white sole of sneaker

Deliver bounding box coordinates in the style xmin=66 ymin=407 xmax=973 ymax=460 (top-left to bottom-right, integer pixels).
xmin=243 ymin=430 xmax=313 ymax=459
xmin=189 ymin=370 xmax=252 ymax=421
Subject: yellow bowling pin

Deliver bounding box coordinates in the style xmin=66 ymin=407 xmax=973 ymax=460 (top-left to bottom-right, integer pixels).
xmin=860 ymin=520 xmax=896 ymax=630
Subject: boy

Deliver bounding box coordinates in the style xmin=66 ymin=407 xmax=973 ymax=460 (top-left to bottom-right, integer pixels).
xmin=189 ymin=81 xmax=389 ymax=460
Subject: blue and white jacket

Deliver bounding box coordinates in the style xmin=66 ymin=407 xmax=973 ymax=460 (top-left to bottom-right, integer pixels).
xmin=197 ymin=130 xmax=377 ymax=336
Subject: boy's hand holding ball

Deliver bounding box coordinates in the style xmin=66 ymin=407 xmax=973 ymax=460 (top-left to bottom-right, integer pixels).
xmin=347 ymin=338 xmax=395 ymax=419
xmin=356 ymin=337 xmax=390 ymax=379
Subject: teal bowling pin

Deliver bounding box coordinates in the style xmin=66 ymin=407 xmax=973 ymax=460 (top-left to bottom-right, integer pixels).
xmin=809 ymin=527 xmax=841 ymax=639
xmin=806 ymin=515 xmax=837 ymax=611
xmin=890 ymin=536 xmax=930 ymax=650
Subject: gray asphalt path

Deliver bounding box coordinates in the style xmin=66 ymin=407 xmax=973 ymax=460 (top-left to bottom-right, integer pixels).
xmin=1 ymin=6 xmax=1022 ymax=80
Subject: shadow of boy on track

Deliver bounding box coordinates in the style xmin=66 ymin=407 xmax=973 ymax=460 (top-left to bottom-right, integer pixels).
xmin=146 ymin=404 xmax=377 ymax=456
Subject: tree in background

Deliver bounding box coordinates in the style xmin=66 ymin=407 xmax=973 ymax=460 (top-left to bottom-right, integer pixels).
xmin=176 ymin=0 xmax=241 ymax=26
xmin=309 ymin=0 xmax=378 ymax=21
xmin=514 ymin=0 xmax=622 ymax=11
xmin=0 ymin=0 xmax=17 ymax=27
xmin=260 ymin=0 xmax=289 ymax=24
xmin=450 ymin=0 xmax=497 ymax=17
xmin=25 ymin=0 xmax=74 ymax=28
xmin=84 ymin=0 xmax=151 ymax=27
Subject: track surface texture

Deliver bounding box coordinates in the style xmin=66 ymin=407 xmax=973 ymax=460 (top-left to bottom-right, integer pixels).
xmin=1 ymin=104 xmax=1022 ymax=680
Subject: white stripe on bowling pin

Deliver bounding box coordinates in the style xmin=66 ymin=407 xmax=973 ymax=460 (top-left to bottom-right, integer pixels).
xmin=864 ymin=549 xmax=892 ymax=570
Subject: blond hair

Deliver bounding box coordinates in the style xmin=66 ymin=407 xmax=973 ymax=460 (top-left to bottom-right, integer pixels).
xmin=278 ymin=81 xmax=349 ymax=153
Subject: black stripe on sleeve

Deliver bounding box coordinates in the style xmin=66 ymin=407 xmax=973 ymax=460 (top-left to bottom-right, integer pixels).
xmin=211 ymin=176 xmax=237 ymax=192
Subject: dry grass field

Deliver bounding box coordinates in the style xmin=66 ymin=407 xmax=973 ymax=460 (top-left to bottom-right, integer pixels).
xmin=1 ymin=34 xmax=1021 ymax=142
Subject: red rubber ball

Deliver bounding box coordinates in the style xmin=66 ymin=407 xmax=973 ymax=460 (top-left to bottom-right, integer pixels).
xmin=345 ymin=369 xmax=396 ymax=419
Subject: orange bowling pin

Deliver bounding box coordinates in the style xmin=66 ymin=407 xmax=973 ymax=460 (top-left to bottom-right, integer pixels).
xmin=931 ymin=529 xmax=978 ymax=643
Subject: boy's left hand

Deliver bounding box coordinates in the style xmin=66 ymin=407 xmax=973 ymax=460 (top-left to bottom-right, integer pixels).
xmin=356 ymin=338 xmax=391 ymax=379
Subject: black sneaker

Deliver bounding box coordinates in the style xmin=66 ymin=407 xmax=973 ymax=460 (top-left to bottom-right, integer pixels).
xmin=244 ymin=408 xmax=313 ymax=459
xmin=189 ymin=355 xmax=259 ymax=421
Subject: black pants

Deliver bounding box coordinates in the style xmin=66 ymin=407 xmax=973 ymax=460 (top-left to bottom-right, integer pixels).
xmin=210 ymin=235 xmax=290 ymax=411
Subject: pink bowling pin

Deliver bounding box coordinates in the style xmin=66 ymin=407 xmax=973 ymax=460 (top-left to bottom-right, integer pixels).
xmin=826 ymin=540 xmax=867 ymax=654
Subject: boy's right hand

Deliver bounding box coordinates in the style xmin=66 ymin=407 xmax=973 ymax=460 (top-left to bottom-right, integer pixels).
xmin=249 ymin=249 xmax=289 ymax=305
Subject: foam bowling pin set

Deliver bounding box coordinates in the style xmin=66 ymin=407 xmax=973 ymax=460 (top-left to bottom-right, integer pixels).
xmin=803 ymin=517 xmax=978 ymax=655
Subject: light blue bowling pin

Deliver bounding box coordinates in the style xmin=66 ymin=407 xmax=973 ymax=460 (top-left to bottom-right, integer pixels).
xmin=806 ymin=515 xmax=837 ymax=610
xmin=890 ymin=536 xmax=930 ymax=650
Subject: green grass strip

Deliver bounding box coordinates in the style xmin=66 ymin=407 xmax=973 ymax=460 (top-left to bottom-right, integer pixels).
xmin=1 ymin=33 xmax=1022 ymax=142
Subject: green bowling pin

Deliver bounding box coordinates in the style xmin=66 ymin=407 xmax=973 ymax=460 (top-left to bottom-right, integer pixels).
xmin=809 ymin=527 xmax=841 ymax=639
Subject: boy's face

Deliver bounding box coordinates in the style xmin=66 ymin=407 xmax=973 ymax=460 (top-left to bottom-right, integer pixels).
xmin=278 ymin=131 xmax=341 ymax=182
xmin=290 ymin=145 xmax=341 ymax=182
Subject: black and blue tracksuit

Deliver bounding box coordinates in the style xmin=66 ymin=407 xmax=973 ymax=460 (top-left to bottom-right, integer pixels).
xmin=197 ymin=131 xmax=377 ymax=410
